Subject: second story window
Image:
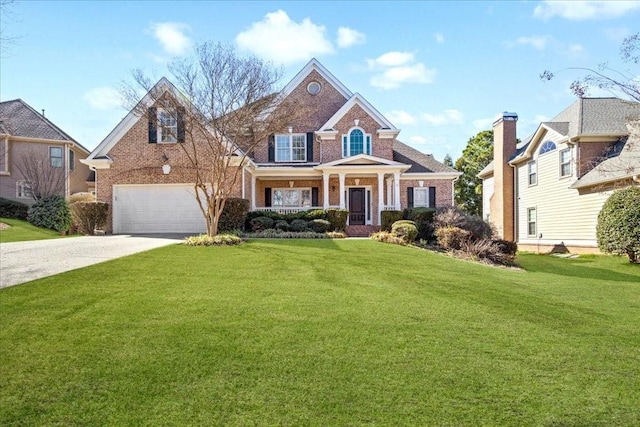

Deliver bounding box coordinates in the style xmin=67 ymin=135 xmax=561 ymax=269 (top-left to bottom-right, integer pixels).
xmin=50 ymin=146 xmax=63 ymax=168
xmin=559 ymin=148 xmax=572 ymax=177
xmin=275 ymin=134 xmax=306 ymax=162
xmin=342 ymin=128 xmax=371 ymax=157
xmin=158 ymin=109 xmax=177 ymax=143
xmin=528 ymin=160 xmax=537 ymax=186
xmin=69 ymin=149 xmax=75 ymax=171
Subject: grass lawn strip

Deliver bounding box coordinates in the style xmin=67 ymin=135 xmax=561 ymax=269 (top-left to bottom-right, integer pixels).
xmin=0 ymin=217 xmax=66 ymax=242
xmin=1 ymin=239 xmax=639 ymax=425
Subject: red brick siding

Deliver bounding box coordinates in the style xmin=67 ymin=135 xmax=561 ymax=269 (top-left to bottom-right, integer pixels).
xmin=400 ymin=179 xmax=454 ymax=209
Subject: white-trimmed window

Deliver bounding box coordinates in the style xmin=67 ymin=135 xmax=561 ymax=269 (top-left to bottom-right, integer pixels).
xmin=158 ymin=109 xmax=177 ymax=143
xmin=559 ymin=148 xmax=572 ymax=177
xmin=528 ymin=160 xmax=537 ymax=186
xmin=342 ymin=128 xmax=371 ymax=157
xmin=414 ymin=188 xmax=429 ymax=207
xmin=273 ymin=188 xmax=312 ymax=207
xmin=69 ymin=149 xmax=75 ymax=171
xmin=50 ymin=146 xmax=63 ymax=168
xmin=17 ymin=180 xmax=33 ymax=199
xmin=527 ymin=207 xmax=537 ymax=237
xmin=275 ymin=134 xmax=306 ymax=162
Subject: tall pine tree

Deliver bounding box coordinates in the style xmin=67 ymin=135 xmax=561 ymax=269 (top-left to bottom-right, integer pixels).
xmin=454 ymin=130 xmax=493 ymax=217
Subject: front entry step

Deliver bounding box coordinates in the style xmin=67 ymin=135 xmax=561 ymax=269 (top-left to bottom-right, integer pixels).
xmin=345 ymin=225 xmax=380 ymax=237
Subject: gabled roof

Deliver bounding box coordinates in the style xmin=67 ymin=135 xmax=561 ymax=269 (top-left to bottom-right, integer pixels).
xmin=319 ymin=93 xmax=397 ymax=133
xmin=281 ymin=58 xmax=352 ymax=100
xmin=318 ymin=153 xmax=406 ymax=168
xmin=393 ymin=140 xmax=460 ymax=174
xmin=0 ymin=99 xmax=89 ymax=153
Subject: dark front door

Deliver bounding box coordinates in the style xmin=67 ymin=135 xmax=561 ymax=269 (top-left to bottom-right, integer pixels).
xmin=349 ymin=188 xmax=366 ymax=225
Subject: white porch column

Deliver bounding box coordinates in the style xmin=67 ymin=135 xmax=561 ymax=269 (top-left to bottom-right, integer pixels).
xmin=377 ymin=173 xmax=385 ymax=226
xmin=251 ymin=175 xmax=257 ymax=210
xmin=386 ymin=178 xmax=392 ymax=207
xmin=323 ymin=172 xmax=330 ymax=209
xmin=338 ymin=173 xmax=346 ymax=209
xmin=393 ymin=172 xmax=401 ymax=210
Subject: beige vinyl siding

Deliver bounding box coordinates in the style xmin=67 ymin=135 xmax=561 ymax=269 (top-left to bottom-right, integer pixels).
xmin=516 ymin=136 xmax=612 ymax=245
xmin=482 ymin=175 xmax=493 ymax=221
xmin=68 ymin=146 xmax=91 ymax=195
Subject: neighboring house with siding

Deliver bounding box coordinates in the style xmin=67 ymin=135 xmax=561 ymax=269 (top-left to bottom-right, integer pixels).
xmin=0 ymin=99 xmax=93 ymax=205
xmin=83 ymin=58 xmax=460 ymax=235
xmin=479 ymin=98 xmax=640 ymax=253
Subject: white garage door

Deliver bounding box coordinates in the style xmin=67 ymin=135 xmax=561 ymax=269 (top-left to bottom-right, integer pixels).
xmin=113 ymin=185 xmax=207 ymax=234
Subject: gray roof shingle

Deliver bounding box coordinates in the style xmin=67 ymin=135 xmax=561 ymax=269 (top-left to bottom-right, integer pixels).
xmin=0 ymin=99 xmax=77 ymax=142
xmin=393 ymin=140 xmax=459 ymax=174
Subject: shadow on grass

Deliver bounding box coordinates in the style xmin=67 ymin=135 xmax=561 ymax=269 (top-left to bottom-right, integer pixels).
xmin=518 ymin=254 xmax=640 ymax=283
xmin=242 ymin=237 xmax=343 ymax=251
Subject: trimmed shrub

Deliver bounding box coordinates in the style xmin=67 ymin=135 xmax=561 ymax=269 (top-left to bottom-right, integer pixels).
xmin=391 ymin=220 xmax=418 ymax=243
xmin=250 ymin=216 xmax=275 ymax=232
xmin=493 ymin=239 xmax=518 ymax=257
xmin=274 ymin=220 xmax=290 ymax=231
xmin=371 ymin=230 xmax=407 ymax=246
xmin=244 ymin=229 xmax=329 ymax=239
xmin=381 ymin=210 xmax=403 ymax=231
xmin=0 ymin=197 xmax=29 ymax=220
xmin=597 ymin=186 xmax=640 ymax=263
xmin=308 ymin=219 xmax=331 ymax=233
xmin=404 ymin=207 xmax=436 ymax=241
xmin=326 ymin=231 xmax=347 ymax=239
xmin=326 ymin=208 xmax=349 ymax=231
xmin=70 ymin=201 xmax=108 ymax=235
xmin=304 ymin=209 xmax=327 ymax=220
xmin=27 ymin=195 xmax=72 ymax=233
xmin=460 ymin=239 xmax=516 ymax=266
xmin=68 ymin=193 xmax=95 ymax=204
xmin=246 ymin=210 xmax=284 ymax=227
xmin=435 ymin=226 xmax=470 ymax=250
xmin=289 ymin=219 xmax=309 ymax=232
xmin=434 ymin=206 xmax=493 ymax=241
xmin=184 ymin=233 xmax=243 ymax=246
xmin=219 ymin=198 xmax=250 ymax=232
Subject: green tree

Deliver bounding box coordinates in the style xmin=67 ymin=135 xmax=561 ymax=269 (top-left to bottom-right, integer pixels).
xmin=443 ymin=153 xmax=453 ymax=168
xmin=597 ymin=186 xmax=640 ymax=263
xmin=454 ymin=130 xmax=493 ymax=217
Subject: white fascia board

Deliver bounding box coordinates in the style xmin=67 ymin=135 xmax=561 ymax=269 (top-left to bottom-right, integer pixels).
xmin=281 ymin=58 xmax=352 ymax=100
xmin=80 ymin=157 xmax=113 ymax=169
xmin=318 ymin=93 xmax=397 ymax=132
xmin=377 ymin=128 xmax=400 ymax=139
xmin=317 ymin=153 xmax=405 ymax=168
xmin=400 ymin=172 xmax=462 ymax=180
xmin=315 ymin=164 xmax=411 ymax=174
xmin=251 ymin=167 xmax=322 ymax=178
xmin=316 ymin=129 xmax=339 ymax=140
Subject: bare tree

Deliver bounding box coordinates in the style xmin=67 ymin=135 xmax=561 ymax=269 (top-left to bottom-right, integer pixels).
xmin=0 ymin=0 xmax=20 ymax=58
xmin=123 ymin=42 xmax=303 ymax=236
xmin=14 ymin=150 xmax=66 ymax=200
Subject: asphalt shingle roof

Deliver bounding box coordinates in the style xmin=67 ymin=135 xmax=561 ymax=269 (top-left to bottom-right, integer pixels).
xmin=392 ymin=140 xmax=458 ymax=173
xmin=0 ymin=99 xmax=77 ymax=142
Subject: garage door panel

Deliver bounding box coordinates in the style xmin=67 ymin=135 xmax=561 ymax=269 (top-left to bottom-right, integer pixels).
xmin=114 ymin=185 xmax=207 ymax=234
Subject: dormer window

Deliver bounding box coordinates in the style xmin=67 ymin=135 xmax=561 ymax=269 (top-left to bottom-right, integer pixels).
xmin=148 ymin=106 xmax=185 ymax=144
xmin=342 ymin=128 xmax=371 ymax=157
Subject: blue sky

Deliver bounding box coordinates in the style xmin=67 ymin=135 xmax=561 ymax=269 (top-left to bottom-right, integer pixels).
xmin=1 ymin=1 xmax=638 ymax=162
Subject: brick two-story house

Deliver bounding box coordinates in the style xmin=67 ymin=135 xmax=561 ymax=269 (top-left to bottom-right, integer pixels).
xmin=83 ymin=59 xmax=460 ymax=235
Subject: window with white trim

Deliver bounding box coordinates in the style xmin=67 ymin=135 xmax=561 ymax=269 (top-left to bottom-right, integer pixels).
xmin=342 ymin=128 xmax=371 ymax=157
xmin=528 ymin=160 xmax=537 ymax=186
xmin=275 ymin=134 xmax=306 ymax=162
xmin=559 ymin=148 xmax=572 ymax=177
xmin=158 ymin=109 xmax=177 ymax=143
xmin=17 ymin=180 xmax=33 ymax=199
xmin=50 ymin=146 xmax=63 ymax=168
xmin=414 ymin=188 xmax=429 ymax=207
xmin=539 ymin=140 xmax=556 ymax=155
xmin=527 ymin=207 xmax=537 ymax=237
xmin=272 ymin=188 xmax=312 ymax=207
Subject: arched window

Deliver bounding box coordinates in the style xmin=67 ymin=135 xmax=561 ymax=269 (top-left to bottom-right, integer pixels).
xmin=539 ymin=140 xmax=556 ymax=155
xmin=342 ymin=128 xmax=371 ymax=157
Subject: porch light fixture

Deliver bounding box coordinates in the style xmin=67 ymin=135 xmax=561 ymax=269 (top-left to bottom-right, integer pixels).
xmin=162 ymin=164 xmax=171 ymax=175
xmin=288 ymin=126 xmax=293 ymax=133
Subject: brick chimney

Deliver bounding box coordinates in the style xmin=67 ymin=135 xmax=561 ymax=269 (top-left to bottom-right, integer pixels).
xmin=490 ymin=112 xmax=517 ymax=241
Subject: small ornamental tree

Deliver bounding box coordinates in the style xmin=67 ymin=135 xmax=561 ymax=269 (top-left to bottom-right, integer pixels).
xmin=597 ymin=186 xmax=640 ymax=263
xmin=27 ymin=195 xmax=72 ymax=233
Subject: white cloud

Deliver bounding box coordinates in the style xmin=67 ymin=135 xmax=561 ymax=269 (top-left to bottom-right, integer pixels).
xmin=150 ymin=22 xmax=192 ymax=56
xmin=534 ymin=1 xmax=640 ymax=21
xmin=435 ymin=33 xmax=445 ymax=44
xmin=368 ymin=51 xmax=415 ymax=68
xmin=422 ymin=109 xmax=464 ymax=126
xmin=472 ymin=118 xmax=493 ymax=130
xmin=386 ymin=110 xmax=416 ymax=125
xmin=236 ymin=10 xmax=334 ymax=65
xmin=370 ymin=64 xmax=436 ymax=89
xmin=565 ymin=43 xmax=586 ymax=58
xmin=336 ymin=27 xmax=365 ymax=48
xmin=506 ymin=35 xmax=552 ymax=51
xmin=83 ymin=87 xmax=123 ymax=110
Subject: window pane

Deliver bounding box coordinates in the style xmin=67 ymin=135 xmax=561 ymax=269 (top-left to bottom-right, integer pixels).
xmin=414 ymin=188 xmax=428 ymax=206
xmin=273 ymin=190 xmax=283 ymax=206
xmin=301 ymin=189 xmax=311 ymax=207
xmin=276 ymin=135 xmax=290 ymax=161
xmin=350 ymin=129 xmax=364 ymax=155
xmin=50 ymin=147 xmax=63 ymax=168
xmin=283 ymin=189 xmax=300 ymax=207
xmin=291 ymin=134 xmax=306 ymax=161
xmin=560 ymin=149 xmax=571 ymax=176
xmin=159 ymin=110 xmax=177 ymax=143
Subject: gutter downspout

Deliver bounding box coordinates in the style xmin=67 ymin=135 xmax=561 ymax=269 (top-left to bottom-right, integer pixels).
xmin=510 ymin=161 xmax=518 ymax=244
xmin=451 ymin=176 xmax=459 ymax=207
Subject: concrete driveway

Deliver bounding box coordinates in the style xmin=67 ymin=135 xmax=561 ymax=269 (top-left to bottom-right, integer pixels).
xmin=0 ymin=234 xmax=185 ymax=289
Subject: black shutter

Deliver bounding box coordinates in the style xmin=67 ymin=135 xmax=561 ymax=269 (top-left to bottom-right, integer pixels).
xmin=268 ymin=134 xmax=275 ymax=162
xmin=177 ymin=107 xmax=185 ymax=143
xmin=429 ymin=187 xmax=436 ymax=208
xmin=306 ymin=132 xmax=314 ymax=162
xmin=311 ymin=187 xmax=319 ymax=207
xmin=265 ymin=187 xmax=272 ymax=207
xmin=407 ymin=187 xmax=414 ymax=208
xmin=148 ymin=107 xmax=157 ymax=143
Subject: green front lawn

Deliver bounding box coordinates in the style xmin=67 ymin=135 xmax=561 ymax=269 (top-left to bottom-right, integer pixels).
xmin=1 ymin=240 xmax=639 ymax=425
xmin=0 ymin=217 xmax=66 ymax=242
